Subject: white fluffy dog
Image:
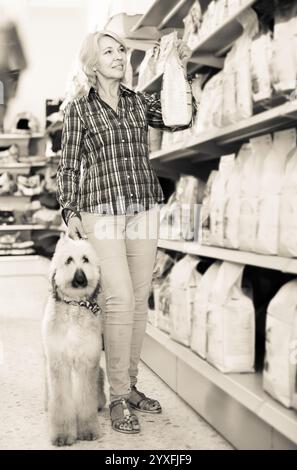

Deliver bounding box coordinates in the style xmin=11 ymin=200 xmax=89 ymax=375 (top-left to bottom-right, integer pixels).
xmin=42 ymin=235 xmax=106 ymax=447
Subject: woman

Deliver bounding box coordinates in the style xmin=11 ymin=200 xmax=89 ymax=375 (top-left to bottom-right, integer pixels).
xmin=56 ymin=30 xmax=193 ymax=434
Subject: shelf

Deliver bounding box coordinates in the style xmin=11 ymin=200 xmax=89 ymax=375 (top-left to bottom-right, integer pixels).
xmin=134 ymin=0 xmax=256 ymax=81
xmin=0 ymin=161 xmax=46 ymax=170
xmin=143 ymin=323 xmax=297 ymax=448
xmin=131 ymin=0 xmax=199 ymax=32
xmin=0 ymin=225 xmax=63 ymax=232
xmin=150 ymin=100 xmax=297 ymax=163
xmin=158 ymin=239 xmax=297 ymax=275
xmin=0 ymin=133 xmax=45 ymax=139
xmin=188 ymin=0 xmax=257 ymax=73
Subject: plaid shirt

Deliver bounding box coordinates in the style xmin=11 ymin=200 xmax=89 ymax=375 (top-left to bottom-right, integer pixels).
xmin=57 ymin=83 xmax=194 ymax=224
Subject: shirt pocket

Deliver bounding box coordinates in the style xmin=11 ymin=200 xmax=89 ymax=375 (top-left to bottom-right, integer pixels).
xmin=83 ymin=111 xmax=108 ymax=135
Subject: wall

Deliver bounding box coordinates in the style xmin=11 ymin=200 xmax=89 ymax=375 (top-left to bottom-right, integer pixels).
xmin=2 ymin=0 xmax=155 ymax=131
xmin=3 ymin=0 xmax=89 ymax=130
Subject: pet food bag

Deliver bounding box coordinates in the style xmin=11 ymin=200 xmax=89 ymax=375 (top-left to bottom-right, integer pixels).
xmin=157 ymin=274 xmax=171 ymax=334
xmin=209 ymin=155 xmax=235 ymax=247
xmin=238 ymin=137 xmax=268 ymax=252
xmin=159 ymin=175 xmax=204 ymax=241
xmin=169 ymin=255 xmax=201 ymax=347
xmin=206 ymin=262 xmax=255 ymax=373
xmin=263 ymin=279 xmax=297 ymax=408
xmin=200 ymin=171 xmax=218 ymax=245
xmin=149 ymin=250 xmax=175 ymax=327
xmin=195 ymin=73 xmax=223 ymax=133
xmin=222 ymin=8 xmax=258 ymax=125
xmin=223 ymin=144 xmax=251 ymax=249
xmin=271 ymin=2 xmax=297 ymax=94
xmin=161 ymin=33 xmax=192 ymax=127
xmin=182 ymin=1 xmax=202 ymax=50
xmin=137 ymin=44 xmax=160 ymax=91
xmin=255 ymin=129 xmax=296 ymax=255
xmin=279 ymin=145 xmax=297 ymax=257
xmin=191 ymin=261 xmax=222 ymax=358
xmin=250 ymin=32 xmax=273 ymax=102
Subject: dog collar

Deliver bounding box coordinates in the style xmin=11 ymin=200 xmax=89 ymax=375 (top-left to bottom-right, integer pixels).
xmin=63 ymin=299 xmax=101 ymax=316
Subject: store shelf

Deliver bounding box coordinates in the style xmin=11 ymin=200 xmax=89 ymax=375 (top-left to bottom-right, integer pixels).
xmin=134 ymin=0 xmax=256 ymax=84
xmin=0 ymin=225 xmax=63 ymax=232
xmin=142 ymin=323 xmax=297 ymax=449
xmin=149 ymin=100 xmax=297 ymax=163
xmin=132 ymin=0 xmax=199 ymax=32
xmin=0 ymin=161 xmax=46 ymax=170
xmin=188 ymin=0 xmax=257 ymax=73
xmin=0 ymin=133 xmax=45 ymax=139
xmin=158 ymin=239 xmax=297 ymax=274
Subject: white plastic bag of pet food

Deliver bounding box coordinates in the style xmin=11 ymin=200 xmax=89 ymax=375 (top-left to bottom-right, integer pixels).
xmin=221 ymin=47 xmax=237 ymax=126
xmin=235 ymin=9 xmax=259 ymax=120
xmin=271 ymin=2 xmax=297 ymax=93
xmin=223 ymin=144 xmax=251 ymax=249
xmin=191 ymin=261 xmax=222 ymax=358
xmin=238 ymin=137 xmax=269 ymax=252
xmin=137 ymin=44 xmax=160 ymax=91
xmin=250 ymin=32 xmax=273 ymax=102
xmin=263 ymin=279 xmax=297 ymax=408
xmin=159 ymin=175 xmax=203 ymax=241
xmin=161 ymin=130 xmax=174 ymax=150
xmin=195 ymin=73 xmax=223 ymax=133
xmin=279 ymin=146 xmax=297 ymax=257
xmin=200 ymin=170 xmax=218 ymax=245
xmin=222 ymin=8 xmax=258 ymax=125
xmin=206 ymin=262 xmax=255 ymax=373
xmin=169 ymin=255 xmax=201 ymax=347
xmin=182 ymin=1 xmax=202 ymax=50
xmin=161 ymin=35 xmax=192 ymax=127
xmin=209 ymin=155 xmax=235 ymax=247
xmin=256 ymin=129 xmax=296 ymax=255
xmin=157 ymin=33 xmax=175 ymax=75
xmin=157 ymin=275 xmax=171 ymax=334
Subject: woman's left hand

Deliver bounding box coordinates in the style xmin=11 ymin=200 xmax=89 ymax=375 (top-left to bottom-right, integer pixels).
xmin=176 ymin=40 xmax=192 ymax=64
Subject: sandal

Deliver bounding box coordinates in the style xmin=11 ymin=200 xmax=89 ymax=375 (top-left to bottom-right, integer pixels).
xmin=128 ymin=385 xmax=162 ymax=414
xmin=109 ymin=398 xmax=140 ymax=434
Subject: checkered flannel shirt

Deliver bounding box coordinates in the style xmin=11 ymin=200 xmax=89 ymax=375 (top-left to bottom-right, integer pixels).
xmin=56 ymin=83 xmax=196 ymax=225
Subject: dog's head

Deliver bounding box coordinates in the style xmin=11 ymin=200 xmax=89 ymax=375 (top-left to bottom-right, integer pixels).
xmin=49 ymin=235 xmax=101 ymax=302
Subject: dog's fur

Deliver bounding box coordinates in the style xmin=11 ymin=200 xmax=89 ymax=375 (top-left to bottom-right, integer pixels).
xmin=42 ymin=235 xmax=106 ymax=447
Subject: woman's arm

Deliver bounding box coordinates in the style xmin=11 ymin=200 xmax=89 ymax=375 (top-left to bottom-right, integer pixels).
xmin=56 ymin=100 xmax=84 ymax=226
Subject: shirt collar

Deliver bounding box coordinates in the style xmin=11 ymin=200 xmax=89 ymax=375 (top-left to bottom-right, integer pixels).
xmin=88 ymin=83 xmax=134 ymax=100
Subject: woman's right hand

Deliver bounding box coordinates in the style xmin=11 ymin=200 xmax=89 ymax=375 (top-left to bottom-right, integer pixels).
xmin=67 ymin=216 xmax=88 ymax=240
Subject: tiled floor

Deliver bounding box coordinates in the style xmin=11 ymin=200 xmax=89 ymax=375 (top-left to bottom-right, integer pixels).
xmin=0 ymin=308 xmax=233 ymax=450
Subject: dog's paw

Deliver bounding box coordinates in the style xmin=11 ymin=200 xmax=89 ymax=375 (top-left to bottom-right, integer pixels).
xmin=51 ymin=434 xmax=76 ymax=447
xmin=77 ymin=430 xmax=99 ymax=441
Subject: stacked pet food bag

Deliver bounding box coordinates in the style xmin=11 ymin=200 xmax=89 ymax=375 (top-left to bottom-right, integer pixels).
xmin=137 ymin=1 xmax=297 ymax=155
xmin=147 ymin=0 xmax=297 ymax=414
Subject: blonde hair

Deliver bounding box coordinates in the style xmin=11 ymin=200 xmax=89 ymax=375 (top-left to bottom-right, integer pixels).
xmin=61 ymin=31 xmax=127 ymax=109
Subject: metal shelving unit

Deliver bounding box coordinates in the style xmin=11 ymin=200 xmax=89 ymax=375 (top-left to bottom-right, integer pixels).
xmin=143 ymin=324 xmax=297 ymax=450
xmin=158 ymin=239 xmax=297 ymax=276
xmin=149 ymin=100 xmax=297 ymax=165
xmin=0 ymin=225 xmax=63 ymax=232
xmin=133 ymin=0 xmax=297 ymax=450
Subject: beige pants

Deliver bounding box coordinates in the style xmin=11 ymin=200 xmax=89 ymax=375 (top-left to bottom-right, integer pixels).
xmin=81 ymin=205 xmax=160 ymax=402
